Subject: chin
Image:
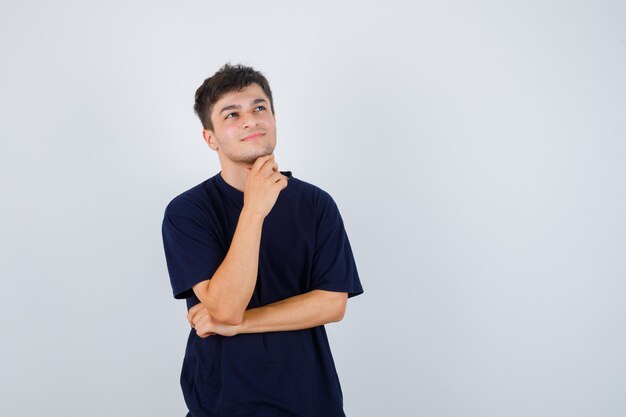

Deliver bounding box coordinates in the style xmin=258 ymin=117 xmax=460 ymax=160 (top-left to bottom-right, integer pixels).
xmin=244 ymin=146 xmax=276 ymax=163
xmin=237 ymin=152 xmax=273 ymax=165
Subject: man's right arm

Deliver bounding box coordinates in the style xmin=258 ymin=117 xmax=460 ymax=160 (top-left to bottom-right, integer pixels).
xmin=191 ymin=155 xmax=288 ymax=326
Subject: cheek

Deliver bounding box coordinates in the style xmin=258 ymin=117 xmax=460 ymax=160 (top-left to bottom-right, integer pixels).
xmin=260 ymin=116 xmax=276 ymax=129
xmin=222 ymin=125 xmax=240 ymax=138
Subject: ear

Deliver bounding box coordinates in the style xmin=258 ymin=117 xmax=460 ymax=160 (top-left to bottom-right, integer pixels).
xmin=202 ymin=129 xmax=219 ymax=151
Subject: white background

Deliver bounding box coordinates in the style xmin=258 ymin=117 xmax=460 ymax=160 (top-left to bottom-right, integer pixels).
xmin=1 ymin=1 xmax=625 ymax=416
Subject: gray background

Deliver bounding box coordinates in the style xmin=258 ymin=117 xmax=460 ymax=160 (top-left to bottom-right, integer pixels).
xmin=1 ymin=1 xmax=625 ymax=416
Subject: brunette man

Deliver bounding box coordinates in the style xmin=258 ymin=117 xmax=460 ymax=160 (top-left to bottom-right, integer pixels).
xmin=162 ymin=63 xmax=363 ymax=417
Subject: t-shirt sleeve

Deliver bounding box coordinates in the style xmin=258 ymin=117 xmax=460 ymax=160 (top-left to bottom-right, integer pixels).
xmin=310 ymin=192 xmax=364 ymax=298
xmin=161 ymin=198 xmax=226 ymax=300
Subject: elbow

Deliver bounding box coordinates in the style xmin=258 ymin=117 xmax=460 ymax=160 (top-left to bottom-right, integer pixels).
xmin=203 ymin=291 xmax=244 ymax=326
xmin=210 ymin=307 xmax=244 ymax=326
xmin=330 ymin=294 xmax=348 ymax=323
xmin=333 ymin=305 xmax=346 ymax=322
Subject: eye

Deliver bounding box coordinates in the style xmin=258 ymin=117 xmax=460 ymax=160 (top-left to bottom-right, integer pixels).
xmin=255 ymin=105 xmax=266 ymax=111
xmin=225 ymin=112 xmax=238 ymax=119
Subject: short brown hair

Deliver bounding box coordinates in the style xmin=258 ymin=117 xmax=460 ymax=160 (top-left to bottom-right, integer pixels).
xmin=194 ymin=63 xmax=275 ymax=131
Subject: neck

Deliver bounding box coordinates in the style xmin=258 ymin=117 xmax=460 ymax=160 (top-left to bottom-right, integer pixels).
xmin=218 ymin=161 xmax=254 ymax=192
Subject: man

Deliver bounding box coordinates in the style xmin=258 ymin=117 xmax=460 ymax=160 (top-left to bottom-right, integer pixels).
xmin=161 ymin=63 xmax=363 ymax=417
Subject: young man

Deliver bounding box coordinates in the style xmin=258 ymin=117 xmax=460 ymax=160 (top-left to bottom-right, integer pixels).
xmin=161 ymin=63 xmax=363 ymax=417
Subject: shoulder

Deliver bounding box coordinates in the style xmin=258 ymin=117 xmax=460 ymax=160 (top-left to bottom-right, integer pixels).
xmin=163 ymin=177 xmax=218 ymax=220
xmin=287 ymin=175 xmax=339 ymax=222
xmin=288 ymin=175 xmax=335 ymax=206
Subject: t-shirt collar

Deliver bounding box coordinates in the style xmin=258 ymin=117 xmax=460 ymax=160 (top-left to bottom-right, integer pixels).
xmin=214 ymin=170 xmax=293 ymax=201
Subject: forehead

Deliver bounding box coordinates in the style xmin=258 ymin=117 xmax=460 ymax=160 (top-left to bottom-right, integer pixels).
xmin=213 ymin=83 xmax=269 ymax=109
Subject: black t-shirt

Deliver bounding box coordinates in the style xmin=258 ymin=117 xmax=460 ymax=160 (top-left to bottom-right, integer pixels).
xmin=162 ymin=171 xmax=363 ymax=417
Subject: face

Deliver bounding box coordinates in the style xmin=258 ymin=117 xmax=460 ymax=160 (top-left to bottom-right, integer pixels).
xmin=203 ymin=83 xmax=277 ymax=167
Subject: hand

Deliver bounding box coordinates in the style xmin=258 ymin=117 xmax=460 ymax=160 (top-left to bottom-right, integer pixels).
xmin=187 ymin=303 xmax=240 ymax=338
xmin=187 ymin=303 xmax=215 ymax=337
xmin=242 ymin=155 xmax=288 ymax=218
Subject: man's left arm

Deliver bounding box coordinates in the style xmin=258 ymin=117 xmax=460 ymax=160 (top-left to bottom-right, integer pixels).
xmin=188 ymin=289 xmax=348 ymax=337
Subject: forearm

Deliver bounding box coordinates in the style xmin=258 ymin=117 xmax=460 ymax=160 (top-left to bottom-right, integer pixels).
xmin=237 ymin=290 xmax=348 ymax=334
xmin=197 ymin=208 xmax=264 ymax=324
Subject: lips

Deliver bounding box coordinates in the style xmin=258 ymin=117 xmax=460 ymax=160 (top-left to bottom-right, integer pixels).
xmin=242 ymin=132 xmax=265 ymax=141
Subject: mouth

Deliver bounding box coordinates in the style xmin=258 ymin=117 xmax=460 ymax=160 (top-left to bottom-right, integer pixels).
xmin=241 ymin=132 xmax=265 ymax=141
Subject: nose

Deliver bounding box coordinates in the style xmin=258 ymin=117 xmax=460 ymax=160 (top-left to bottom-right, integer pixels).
xmin=240 ymin=112 xmax=259 ymax=129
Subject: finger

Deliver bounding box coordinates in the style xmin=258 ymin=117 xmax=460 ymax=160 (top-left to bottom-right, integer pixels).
xmin=269 ymin=171 xmax=284 ymax=183
xmin=251 ymin=154 xmax=274 ymax=173
xmin=188 ymin=303 xmax=202 ymax=318
xmin=262 ymin=162 xmax=279 ymax=177
xmin=187 ymin=311 xmax=195 ymax=326
xmin=187 ymin=306 xmax=201 ymax=324
xmin=191 ymin=311 xmax=207 ymax=327
xmin=260 ymin=160 xmax=278 ymax=177
xmin=272 ymin=173 xmax=289 ymax=185
xmin=277 ymin=176 xmax=289 ymax=190
xmin=194 ymin=313 xmax=211 ymax=327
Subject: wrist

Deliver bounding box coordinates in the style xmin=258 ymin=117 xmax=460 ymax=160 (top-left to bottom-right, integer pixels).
xmin=240 ymin=207 xmax=266 ymax=223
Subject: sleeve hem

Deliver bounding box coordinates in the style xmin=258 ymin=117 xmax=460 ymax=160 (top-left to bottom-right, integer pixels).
xmin=311 ymin=284 xmax=364 ymax=299
xmin=172 ymin=273 xmax=214 ymax=300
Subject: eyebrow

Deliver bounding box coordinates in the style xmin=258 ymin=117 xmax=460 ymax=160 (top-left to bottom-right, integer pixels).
xmin=219 ymin=98 xmax=268 ymax=115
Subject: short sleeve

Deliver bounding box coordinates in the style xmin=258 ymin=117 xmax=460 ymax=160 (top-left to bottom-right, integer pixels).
xmin=310 ymin=192 xmax=364 ymax=298
xmin=161 ymin=198 xmax=226 ymax=299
